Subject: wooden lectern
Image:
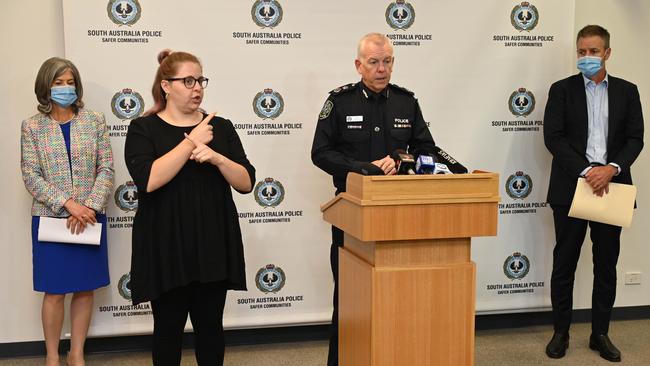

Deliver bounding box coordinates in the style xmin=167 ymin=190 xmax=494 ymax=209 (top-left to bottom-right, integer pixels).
xmin=321 ymin=172 xmax=499 ymax=366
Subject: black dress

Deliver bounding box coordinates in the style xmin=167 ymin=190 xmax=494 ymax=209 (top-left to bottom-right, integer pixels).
xmin=125 ymin=114 xmax=255 ymax=305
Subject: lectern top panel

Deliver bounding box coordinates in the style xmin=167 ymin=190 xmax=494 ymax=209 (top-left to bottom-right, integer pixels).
xmin=344 ymin=172 xmax=499 ymax=204
xmin=320 ymin=172 xmax=500 ymax=241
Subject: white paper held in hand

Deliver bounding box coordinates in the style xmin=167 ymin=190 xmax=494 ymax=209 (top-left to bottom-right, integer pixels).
xmin=37 ymin=217 xmax=102 ymax=245
xmin=568 ymin=178 xmax=637 ymax=228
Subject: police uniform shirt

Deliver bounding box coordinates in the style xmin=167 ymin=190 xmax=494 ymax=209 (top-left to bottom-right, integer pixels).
xmin=311 ymin=82 xmax=436 ymax=193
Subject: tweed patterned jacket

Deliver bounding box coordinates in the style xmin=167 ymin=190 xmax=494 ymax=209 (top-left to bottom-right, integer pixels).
xmin=21 ymin=109 xmax=114 ymax=217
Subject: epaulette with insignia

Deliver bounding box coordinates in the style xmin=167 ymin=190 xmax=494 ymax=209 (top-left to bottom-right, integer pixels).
xmin=389 ymin=83 xmax=415 ymax=96
xmin=329 ymin=83 xmax=357 ymax=95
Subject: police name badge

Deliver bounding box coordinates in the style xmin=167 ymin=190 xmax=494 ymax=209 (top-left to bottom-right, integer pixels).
xmin=346 ymin=115 xmax=363 ymax=122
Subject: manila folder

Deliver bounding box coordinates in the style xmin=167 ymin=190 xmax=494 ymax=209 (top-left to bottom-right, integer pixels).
xmin=568 ymin=178 xmax=636 ymax=228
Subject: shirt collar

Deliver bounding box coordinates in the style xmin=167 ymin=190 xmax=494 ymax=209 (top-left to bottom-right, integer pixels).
xmin=582 ymin=73 xmax=609 ymax=88
xmin=360 ymin=81 xmax=389 ymax=100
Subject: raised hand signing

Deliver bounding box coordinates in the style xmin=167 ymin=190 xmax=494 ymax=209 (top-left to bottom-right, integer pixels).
xmin=183 ymin=112 xmax=224 ymax=166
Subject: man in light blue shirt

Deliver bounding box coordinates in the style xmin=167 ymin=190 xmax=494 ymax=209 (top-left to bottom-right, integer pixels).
xmin=543 ymin=25 xmax=644 ymax=362
xmin=580 ymin=74 xmax=622 ymax=181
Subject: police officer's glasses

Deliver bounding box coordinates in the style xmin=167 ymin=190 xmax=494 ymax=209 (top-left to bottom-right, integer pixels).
xmin=166 ymin=76 xmax=209 ymax=89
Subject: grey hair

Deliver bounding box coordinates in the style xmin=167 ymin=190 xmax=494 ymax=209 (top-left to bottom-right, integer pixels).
xmin=357 ymin=32 xmax=393 ymax=59
xmin=34 ymin=57 xmax=84 ymax=114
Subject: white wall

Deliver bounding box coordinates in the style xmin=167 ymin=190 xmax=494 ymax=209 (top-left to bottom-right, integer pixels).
xmin=0 ymin=1 xmax=65 ymax=341
xmin=572 ymin=0 xmax=650 ymax=309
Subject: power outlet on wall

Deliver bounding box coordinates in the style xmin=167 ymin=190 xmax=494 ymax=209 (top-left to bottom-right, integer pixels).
xmin=624 ymin=272 xmax=642 ymax=285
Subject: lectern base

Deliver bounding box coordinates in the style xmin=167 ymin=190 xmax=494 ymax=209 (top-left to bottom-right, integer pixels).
xmin=339 ymin=242 xmax=476 ymax=366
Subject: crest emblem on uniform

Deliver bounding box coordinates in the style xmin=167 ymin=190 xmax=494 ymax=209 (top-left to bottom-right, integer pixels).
xmin=510 ymin=2 xmax=539 ymax=31
xmin=107 ymin=0 xmax=142 ymax=26
xmin=508 ymin=88 xmax=536 ymax=117
xmin=505 ymin=171 xmax=532 ymax=199
xmin=114 ymin=181 xmax=138 ymax=212
xmin=385 ymin=0 xmax=416 ymax=30
xmin=319 ymin=100 xmax=333 ymax=120
xmin=503 ymin=252 xmax=530 ymax=280
xmin=118 ymin=272 xmax=132 ymax=300
xmin=255 ymin=264 xmax=286 ymax=293
xmin=253 ymin=88 xmax=284 ymax=119
xmin=111 ymin=89 xmax=145 ymax=120
xmin=251 ymin=0 xmax=283 ymax=28
xmin=254 ymin=177 xmax=285 ymax=208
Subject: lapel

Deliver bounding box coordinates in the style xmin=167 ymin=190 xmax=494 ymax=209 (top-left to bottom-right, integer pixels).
xmin=570 ymin=73 xmax=589 ymax=147
xmin=606 ymin=74 xmax=618 ymax=150
xmin=43 ymin=115 xmax=73 ymax=184
xmin=69 ymin=116 xmax=78 ymax=180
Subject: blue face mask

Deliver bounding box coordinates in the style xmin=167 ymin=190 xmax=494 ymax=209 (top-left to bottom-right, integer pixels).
xmin=577 ymin=56 xmax=602 ymax=78
xmin=50 ymin=86 xmax=78 ymax=107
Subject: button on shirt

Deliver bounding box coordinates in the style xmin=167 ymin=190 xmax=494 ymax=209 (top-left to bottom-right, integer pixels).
xmin=362 ymin=84 xmax=392 ymax=160
xmin=584 ymin=74 xmax=609 ymax=165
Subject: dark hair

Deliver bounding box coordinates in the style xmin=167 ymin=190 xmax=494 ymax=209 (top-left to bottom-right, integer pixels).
xmin=143 ymin=49 xmax=202 ymax=116
xmin=34 ymin=57 xmax=84 ymax=114
xmin=577 ymin=25 xmax=610 ymax=49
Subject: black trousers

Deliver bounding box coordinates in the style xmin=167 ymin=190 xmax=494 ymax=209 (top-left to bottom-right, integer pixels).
xmin=550 ymin=205 xmax=621 ymax=335
xmin=327 ymin=226 xmax=344 ymax=366
xmin=150 ymin=281 xmax=228 ymax=366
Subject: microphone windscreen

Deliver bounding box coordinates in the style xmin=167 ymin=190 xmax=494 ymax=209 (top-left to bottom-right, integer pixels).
xmin=433 ymin=146 xmax=468 ymax=174
xmin=433 ymin=163 xmax=452 ymax=174
xmin=416 ymin=155 xmax=436 ymax=174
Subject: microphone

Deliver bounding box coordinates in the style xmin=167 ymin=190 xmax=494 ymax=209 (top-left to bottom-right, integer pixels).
xmin=415 ymin=155 xmax=436 ymax=174
xmin=432 ymin=146 xmax=468 ymax=174
xmin=416 ymin=155 xmax=453 ymax=174
xmin=433 ymin=163 xmax=452 ymax=174
xmin=391 ymin=149 xmax=416 ymax=175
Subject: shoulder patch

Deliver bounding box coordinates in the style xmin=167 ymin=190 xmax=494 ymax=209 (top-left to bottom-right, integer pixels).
xmin=319 ymin=100 xmax=334 ymax=120
xmin=389 ymin=83 xmax=415 ymax=96
xmin=329 ymin=83 xmax=357 ymax=95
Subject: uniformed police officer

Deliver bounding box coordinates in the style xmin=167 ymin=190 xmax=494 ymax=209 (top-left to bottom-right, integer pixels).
xmin=311 ymin=32 xmax=436 ymax=366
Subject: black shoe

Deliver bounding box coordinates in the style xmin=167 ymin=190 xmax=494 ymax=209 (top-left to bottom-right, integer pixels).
xmin=545 ymin=332 xmax=569 ymax=359
xmin=589 ymin=333 xmax=621 ymax=362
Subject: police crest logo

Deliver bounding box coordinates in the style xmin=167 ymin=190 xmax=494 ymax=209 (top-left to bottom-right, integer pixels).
xmin=508 ymin=88 xmax=536 ymax=117
xmin=385 ymin=0 xmax=416 ymax=30
xmin=114 ymin=181 xmax=139 ymax=212
xmin=254 ymin=178 xmax=285 ymax=208
xmin=319 ymin=100 xmax=333 ymax=120
xmin=107 ymin=0 xmax=142 ymax=26
xmin=505 ymin=171 xmax=533 ymax=199
xmin=255 ymin=264 xmax=286 ymax=293
xmin=118 ymin=273 xmax=132 ymax=300
xmin=253 ymin=88 xmax=284 ymax=119
xmin=251 ymin=0 xmax=283 ymax=28
xmin=510 ymin=2 xmax=539 ymax=31
xmin=503 ymin=252 xmax=530 ymax=280
xmin=111 ymin=89 xmax=145 ymax=120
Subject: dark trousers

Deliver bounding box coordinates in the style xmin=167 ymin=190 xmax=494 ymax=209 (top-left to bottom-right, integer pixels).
xmin=550 ymin=205 xmax=621 ymax=335
xmin=150 ymin=281 xmax=228 ymax=366
xmin=327 ymin=226 xmax=344 ymax=366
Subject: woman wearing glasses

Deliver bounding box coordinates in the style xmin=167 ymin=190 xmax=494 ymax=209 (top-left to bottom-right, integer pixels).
xmin=124 ymin=50 xmax=255 ymax=365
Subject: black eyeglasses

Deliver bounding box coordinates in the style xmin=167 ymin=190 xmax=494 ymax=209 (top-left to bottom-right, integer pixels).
xmin=166 ymin=76 xmax=209 ymax=89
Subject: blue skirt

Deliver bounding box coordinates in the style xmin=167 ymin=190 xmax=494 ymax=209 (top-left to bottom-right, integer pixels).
xmin=32 ymin=215 xmax=110 ymax=294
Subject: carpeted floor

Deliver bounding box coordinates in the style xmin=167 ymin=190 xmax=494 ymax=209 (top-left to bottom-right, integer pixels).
xmin=1 ymin=319 xmax=649 ymax=365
